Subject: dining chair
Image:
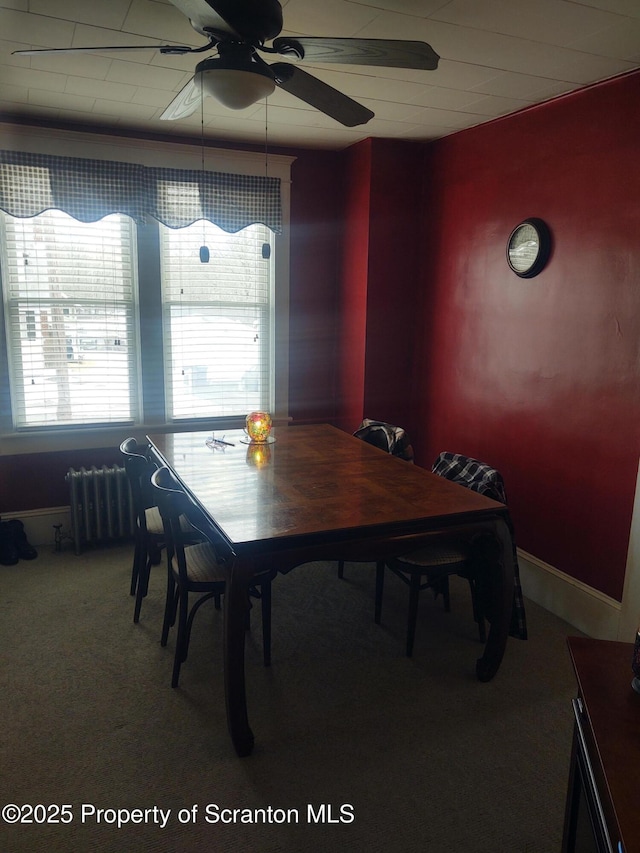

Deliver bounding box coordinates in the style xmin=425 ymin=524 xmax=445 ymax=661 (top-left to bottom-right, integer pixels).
xmin=120 ymin=437 xmax=165 ymax=623
xmin=151 ymin=465 xmax=275 ymax=688
xmin=337 ymin=418 xmax=414 ymax=579
xmin=376 ymin=452 xmax=513 ymax=657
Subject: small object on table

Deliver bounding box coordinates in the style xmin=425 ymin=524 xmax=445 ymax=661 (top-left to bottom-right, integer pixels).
xmin=245 ymin=411 xmax=272 ymax=443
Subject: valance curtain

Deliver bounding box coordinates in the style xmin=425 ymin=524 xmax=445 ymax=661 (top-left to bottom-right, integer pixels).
xmin=0 ymin=150 xmax=282 ymax=234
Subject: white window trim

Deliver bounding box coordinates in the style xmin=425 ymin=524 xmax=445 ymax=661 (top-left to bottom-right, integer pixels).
xmin=0 ymin=123 xmax=293 ymax=455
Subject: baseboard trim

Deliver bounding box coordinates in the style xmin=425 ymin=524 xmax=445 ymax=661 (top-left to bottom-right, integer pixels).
xmin=2 ymin=506 xmax=71 ymax=548
xmin=518 ymin=548 xmax=621 ymax=640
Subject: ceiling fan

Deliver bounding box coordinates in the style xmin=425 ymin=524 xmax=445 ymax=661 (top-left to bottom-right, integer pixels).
xmin=14 ymin=0 xmax=439 ymax=128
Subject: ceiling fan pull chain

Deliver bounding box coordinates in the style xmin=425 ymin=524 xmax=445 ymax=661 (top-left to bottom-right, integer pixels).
xmin=262 ymin=98 xmax=271 ymax=261
xmin=199 ymin=85 xmax=210 ymax=264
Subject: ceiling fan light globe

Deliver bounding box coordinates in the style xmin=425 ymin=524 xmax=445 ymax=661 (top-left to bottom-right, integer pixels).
xmin=198 ymin=68 xmax=275 ymax=109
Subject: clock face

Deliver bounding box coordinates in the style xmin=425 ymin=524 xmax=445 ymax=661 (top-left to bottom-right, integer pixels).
xmin=507 ymin=218 xmax=550 ymax=277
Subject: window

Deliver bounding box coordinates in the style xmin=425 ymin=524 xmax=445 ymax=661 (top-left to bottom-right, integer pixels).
xmin=0 ymin=211 xmax=278 ymax=432
xmin=160 ymin=220 xmax=272 ymax=420
xmin=0 ymin=210 xmax=137 ymax=428
xmin=0 ymin=139 xmax=292 ymax=447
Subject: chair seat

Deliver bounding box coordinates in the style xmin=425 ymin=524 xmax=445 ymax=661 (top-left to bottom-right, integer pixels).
xmin=143 ymin=506 xmax=194 ymax=537
xmin=153 ymin=465 xmax=273 ymax=687
xmin=143 ymin=506 xmax=164 ymax=536
xmin=392 ymin=541 xmax=469 ymax=569
xmin=375 ymin=450 xmax=521 ymax=657
xmin=172 ymin=541 xmax=228 ymax=584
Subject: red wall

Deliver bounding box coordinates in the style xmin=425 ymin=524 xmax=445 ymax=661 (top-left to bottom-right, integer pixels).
xmin=335 ymin=140 xmax=371 ymax=432
xmin=415 ymin=71 xmax=640 ymax=600
xmin=288 ymin=149 xmax=344 ymax=425
xmin=364 ymin=139 xmax=424 ymax=438
xmin=335 ymin=138 xmax=425 ymax=435
xmin=0 ymin=447 xmax=123 ymax=512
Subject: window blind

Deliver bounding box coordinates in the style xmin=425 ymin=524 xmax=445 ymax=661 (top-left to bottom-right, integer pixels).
xmin=160 ymin=216 xmax=272 ymax=421
xmin=1 ymin=210 xmax=138 ymax=428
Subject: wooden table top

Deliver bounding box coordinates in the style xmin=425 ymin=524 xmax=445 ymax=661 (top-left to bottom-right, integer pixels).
xmin=147 ymin=424 xmax=505 ymax=551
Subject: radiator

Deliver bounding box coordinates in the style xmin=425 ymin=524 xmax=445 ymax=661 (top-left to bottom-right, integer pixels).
xmin=66 ymin=465 xmax=135 ymax=554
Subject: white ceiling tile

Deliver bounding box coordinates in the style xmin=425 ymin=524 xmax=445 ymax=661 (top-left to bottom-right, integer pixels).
xmin=1 ymin=64 xmax=67 ymax=92
xmin=1 ymin=9 xmax=75 ymax=48
xmin=467 ymin=69 xmax=566 ymax=98
xmin=567 ymin=18 xmax=640 ymax=61
xmin=343 ymin=0 xmax=453 ymax=18
xmin=280 ymin=0 xmax=380 ymax=38
xmin=540 ymin=48 xmax=634 ymax=82
xmin=131 ymin=86 xmax=181 ymax=108
xmin=0 ymin=81 xmax=28 ymax=100
xmin=28 ymin=0 xmax=132 ymax=30
xmin=92 ymin=99 xmax=158 ymax=119
xmin=106 ymin=58 xmax=188 ymax=90
xmin=394 ymin=123 xmax=457 ymax=141
xmin=408 ymin=83 xmax=497 ymax=109
xmin=429 ymin=0 xmax=622 ymax=47
xmin=401 ymin=103 xmax=485 ymax=128
xmin=27 ymin=88 xmax=95 ymax=112
xmin=455 ymin=93 xmax=533 ymax=117
xmin=64 ymin=75 xmax=137 ymax=101
xmin=571 ymin=0 xmax=640 ymax=19
xmin=28 ymin=52 xmax=113 ymax=80
xmin=0 ymin=0 xmax=29 ymax=10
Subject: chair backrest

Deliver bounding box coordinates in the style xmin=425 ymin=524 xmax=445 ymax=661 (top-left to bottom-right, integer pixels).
xmin=431 ymin=452 xmax=506 ymax=503
xmin=353 ymin=419 xmax=414 ymax=462
xmin=150 ymin=466 xmax=234 ymax=571
xmin=120 ymin=436 xmax=158 ymax=530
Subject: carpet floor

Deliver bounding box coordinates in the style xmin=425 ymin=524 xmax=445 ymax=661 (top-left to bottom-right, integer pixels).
xmin=1 ymin=541 xmax=580 ymax=852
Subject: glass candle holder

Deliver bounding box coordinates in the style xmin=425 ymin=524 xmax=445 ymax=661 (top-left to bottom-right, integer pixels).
xmin=245 ymin=411 xmax=272 ymax=443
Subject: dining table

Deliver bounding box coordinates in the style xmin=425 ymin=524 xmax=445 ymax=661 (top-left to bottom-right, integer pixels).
xmin=146 ymin=423 xmax=518 ymax=757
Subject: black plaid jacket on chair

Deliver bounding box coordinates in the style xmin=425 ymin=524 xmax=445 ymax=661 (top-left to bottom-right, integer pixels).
xmin=432 ymin=452 xmax=527 ymax=640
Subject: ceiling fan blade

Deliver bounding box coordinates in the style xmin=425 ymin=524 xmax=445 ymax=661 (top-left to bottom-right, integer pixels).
xmin=166 ymin=0 xmax=235 ymax=37
xmin=13 ymin=44 xmax=195 ymax=56
xmin=272 ymin=37 xmax=439 ymax=70
xmin=271 ymin=63 xmax=373 ymax=127
xmin=160 ymin=77 xmax=201 ymax=121
xmin=168 ymin=0 xmax=283 ymax=42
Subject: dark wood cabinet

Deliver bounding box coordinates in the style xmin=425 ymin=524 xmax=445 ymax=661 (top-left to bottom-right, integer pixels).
xmin=563 ymin=637 xmax=640 ymax=853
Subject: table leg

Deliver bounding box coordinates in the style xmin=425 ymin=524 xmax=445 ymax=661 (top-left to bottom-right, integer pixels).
xmin=475 ymin=516 xmax=515 ymax=682
xmin=223 ymin=560 xmax=254 ymax=757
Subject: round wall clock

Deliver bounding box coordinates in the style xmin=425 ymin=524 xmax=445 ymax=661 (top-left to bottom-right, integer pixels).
xmin=506 ymin=218 xmax=551 ymax=278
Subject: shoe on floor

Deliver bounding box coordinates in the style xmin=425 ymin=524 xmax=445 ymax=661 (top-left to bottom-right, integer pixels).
xmin=0 ymin=521 xmax=19 ymax=565
xmin=5 ymin=519 xmax=38 ymax=560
